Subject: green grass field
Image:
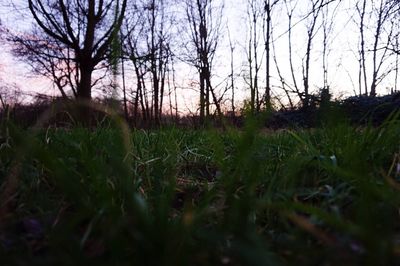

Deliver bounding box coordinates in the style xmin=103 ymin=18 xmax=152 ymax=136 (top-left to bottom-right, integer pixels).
xmin=1 ymin=114 xmax=400 ymax=265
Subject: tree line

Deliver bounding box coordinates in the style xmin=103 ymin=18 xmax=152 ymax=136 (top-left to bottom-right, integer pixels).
xmin=2 ymin=0 xmax=400 ymax=125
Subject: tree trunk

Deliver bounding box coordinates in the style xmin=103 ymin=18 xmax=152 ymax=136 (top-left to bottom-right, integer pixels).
xmin=265 ymin=0 xmax=271 ymax=109
xmin=77 ymin=63 xmax=93 ymax=100
xmin=121 ymin=55 xmax=129 ymax=121
xmin=199 ymin=70 xmax=206 ymax=125
xmin=75 ymin=61 xmax=93 ymax=125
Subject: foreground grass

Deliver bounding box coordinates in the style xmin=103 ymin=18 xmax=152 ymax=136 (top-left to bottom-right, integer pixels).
xmin=1 ymin=116 xmax=400 ymax=265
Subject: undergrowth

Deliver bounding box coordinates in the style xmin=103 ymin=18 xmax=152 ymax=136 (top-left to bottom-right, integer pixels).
xmin=0 ymin=114 xmax=400 ymax=265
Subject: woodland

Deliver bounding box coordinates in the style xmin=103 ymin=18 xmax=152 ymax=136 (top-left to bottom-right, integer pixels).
xmin=0 ymin=0 xmax=400 ymax=265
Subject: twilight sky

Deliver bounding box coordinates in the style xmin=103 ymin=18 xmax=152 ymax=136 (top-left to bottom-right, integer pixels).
xmin=0 ymin=0 xmax=398 ymax=112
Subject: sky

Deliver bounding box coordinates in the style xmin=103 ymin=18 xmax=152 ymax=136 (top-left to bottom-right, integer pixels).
xmin=0 ymin=1 xmax=55 ymax=102
xmin=0 ymin=0 xmax=398 ymax=112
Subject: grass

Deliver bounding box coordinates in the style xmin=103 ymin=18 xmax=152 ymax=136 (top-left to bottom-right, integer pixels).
xmin=1 ymin=113 xmax=400 ymax=265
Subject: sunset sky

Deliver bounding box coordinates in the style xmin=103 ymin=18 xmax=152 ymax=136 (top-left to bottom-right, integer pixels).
xmin=0 ymin=0 xmax=398 ymax=112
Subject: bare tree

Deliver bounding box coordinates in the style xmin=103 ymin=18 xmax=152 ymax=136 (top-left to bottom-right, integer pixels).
xmin=284 ymin=0 xmax=302 ymax=103
xmin=183 ymin=0 xmax=223 ymax=124
xmin=356 ymin=0 xmax=369 ymax=96
xmin=321 ymin=0 xmax=340 ymax=92
xmin=13 ymin=0 xmax=128 ymax=102
xmin=122 ymin=5 xmax=150 ymax=124
xmin=370 ymin=0 xmax=396 ymax=97
xmin=227 ymin=25 xmax=236 ymax=115
xmin=146 ymin=0 xmax=172 ymax=124
xmin=120 ymin=30 xmax=129 ymax=121
xmin=271 ymin=20 xmax=294 ymax=108
xmin=262 ymin=0 xmax=280 ymax=108
xmin=302 ymin=0 xmax=325 ymax=108
xmin=167 ymin=55 xmax=179 ymax=121
xmin=283 ymin=0 xmax=339 ymax=108
xmin=245 ymin=0 xmax=263 ymax=113
xmin=394 ymin=34 xmax=399 ymax=92
xmin=122 ymin=0 xmax=174 ymax=125
xmin=11 ymin=32 xmax=77 ymax=99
